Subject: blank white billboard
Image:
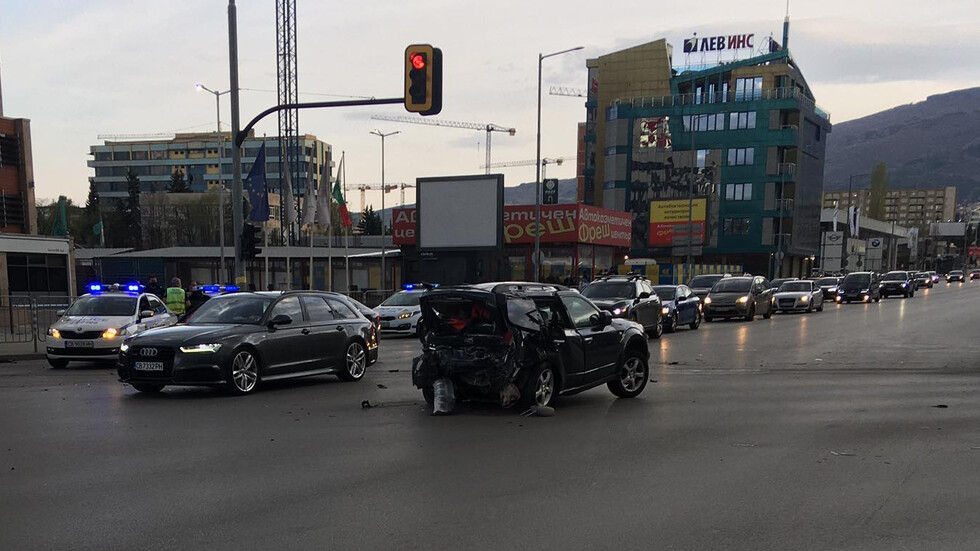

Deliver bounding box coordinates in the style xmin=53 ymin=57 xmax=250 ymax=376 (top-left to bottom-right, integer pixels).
xmin=417 ymin=175 xmax=503 ymax=250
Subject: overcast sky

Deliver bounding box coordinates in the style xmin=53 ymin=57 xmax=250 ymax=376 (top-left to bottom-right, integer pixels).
xmin=2 ymin=0 xmax=979 ymax=208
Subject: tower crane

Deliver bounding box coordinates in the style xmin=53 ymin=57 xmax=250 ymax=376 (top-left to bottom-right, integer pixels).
xmin=369 ymin=115 xmax=516 ymax=174
xmin=354 ymin=183 xmax=413 ymax=213
xmin=549 ymin=86 xmax=587 ymax=98
xmin=481 ymin=157 xmax=573 ymax=180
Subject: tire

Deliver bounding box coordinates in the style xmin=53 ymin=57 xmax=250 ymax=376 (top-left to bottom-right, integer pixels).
xmin=647 ymin=315 xmax=663 ymax=340
xmin=664 ymin=314 xmax=678 ymax=333
xmin=874 ymin=296 xmax=880 ymax=303
xmin=744 ymin=305 xmax=755 ymax=321
xmin=689 ymin=311 xmax=701 ymax=330
xmin=607 ymin=350 xmax=649 ymax=398
xmin=132 ymin=383 xmax=164 ymax=393
xmin=422 ymin=385 xmax=434 ymax=406
xmin=763 ymin=305 xmax=772 ymax=319
xmin=704 ymin=316 xmax=713 ymax=323
xmin=818 ymin=302 xmax=824 ymax=312
xmin=806 ymin=304 xmax=812 ymax=313
xmin=904 ymin=291 xmax=910 ymax=298
xmin=225 ymin=348 xmax=260 ymax=395
xmin=338 ymin=341 xmax=367 ymax=382
xmin=519 ymin=363 xmax=558 ymax=409
xmin=47 ymin=358 xmax=69 ymax=369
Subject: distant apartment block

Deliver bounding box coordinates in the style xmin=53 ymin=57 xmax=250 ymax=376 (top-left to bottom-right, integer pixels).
xmin=822 ymin=186 xmax=957 ymax=228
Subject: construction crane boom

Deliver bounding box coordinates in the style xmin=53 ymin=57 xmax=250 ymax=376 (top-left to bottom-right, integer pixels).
xmin=354 ymin=183 xmax=411 ymax=212
xmin=549 ymin=86 xmax=587 ymax=98
xmin=370 ymin=114 xmax=516 ymax=174
xmin=481 ymin=157 xmax=572 ymax=180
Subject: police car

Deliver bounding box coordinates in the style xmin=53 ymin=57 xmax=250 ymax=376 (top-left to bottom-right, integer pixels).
xmin=46 ymin=283 xmax=178 ymax=368
xmin=375 ymin=283 xmax=437 ymax=336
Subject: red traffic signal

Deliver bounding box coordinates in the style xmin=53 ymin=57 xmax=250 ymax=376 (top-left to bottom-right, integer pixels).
xmin=404 ymin=44 xmax=442 ymax=116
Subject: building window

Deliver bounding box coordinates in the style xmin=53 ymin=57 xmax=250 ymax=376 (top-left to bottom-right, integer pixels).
xmin=727 ymin=148 xmax=754 ymax=166
xmin=683 ymin=113 xmax=725 ymax=132
xmin=150 ymin=150 xmax=167 ymax=160
xmin=734 ymin=77 xmax=763 ymax=101
xmin=112 ymin=151 xmax=131 ymax=161
xmin=729 ymin=112 xmax=757 ymax=130
xmin=697 ymin=149 xmax=708 ymax=169
xmin=132 ymin=150 xmax=148 ymax=160
xmin=94 ymin=152 xmax=111 ymax=161
xmin=724 ymin=217 xmax=751 ymax=235
xmin=726 ymin=183 xmax=752 ymax=201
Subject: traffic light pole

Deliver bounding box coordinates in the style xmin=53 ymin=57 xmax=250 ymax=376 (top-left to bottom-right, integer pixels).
xmin=235 ymin=98 xmax=403 ymax=149
xmin=228 ymin=0 xmax=244 ymax=283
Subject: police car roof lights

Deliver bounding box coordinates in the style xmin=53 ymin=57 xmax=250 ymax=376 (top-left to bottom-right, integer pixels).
xmin=403 ymin=282 xmax=439 ymax=291
xmin=88 ymin=283 xmax=103 ymax=293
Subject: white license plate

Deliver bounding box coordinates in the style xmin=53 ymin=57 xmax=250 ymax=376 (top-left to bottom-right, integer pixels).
xmin=65 ymin=340 xmax=94 ymax=349
xmin=133 ymin=361 xmax=165 ymax=372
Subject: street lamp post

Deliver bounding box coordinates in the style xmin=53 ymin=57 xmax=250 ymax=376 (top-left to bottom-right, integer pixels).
xmin=196 ymin=83 xmax=231 ymax=282
xmin=370 ymin=129 xmax=400 ymax=290
xmin=534 ymin=45 xmax=583 ymax=282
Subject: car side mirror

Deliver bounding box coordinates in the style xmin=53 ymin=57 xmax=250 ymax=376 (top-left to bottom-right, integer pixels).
xmin=268 ymin=314 xmax=292 ymax=328
xmin=56 ymin=309 xmax=65 ymax=317
xmin=140 ymin=310 xmax=154 ymax=319
xmin=593 ymin=311 xmax=613 ymax=327
xmin=638 ymin=292 xmax=651 ymax=299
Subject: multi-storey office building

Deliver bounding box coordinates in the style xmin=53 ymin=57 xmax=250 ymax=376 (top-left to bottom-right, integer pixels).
xmin=88 ymin=132 xmax=332 ymax=201
xmin=0 ymin=65 xmax=37 ymax=235
xmin=581 ymin=29 xmax=832 ymax=277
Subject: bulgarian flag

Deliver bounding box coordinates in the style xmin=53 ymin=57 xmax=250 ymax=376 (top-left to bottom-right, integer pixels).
xmin=332 ymin=175 xmax=352 ymax=227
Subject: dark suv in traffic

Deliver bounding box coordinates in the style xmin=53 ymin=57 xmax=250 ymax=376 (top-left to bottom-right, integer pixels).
xmin=413 ymin=282 xmax=651 ymax=411
xmin=581 ymin=274 xmax=663 ymax=338
xmin=836 ymin=272 xmax=881 ymax=303
xmin=880 ymin=271 xmax=916 ymax=298
xmin=702 ymin=276 xmax=774 ymax=322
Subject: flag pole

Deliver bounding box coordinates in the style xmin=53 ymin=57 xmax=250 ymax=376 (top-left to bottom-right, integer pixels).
xmin=343 ymin=151 xmax=350 ymax=293
xmin=309 ymin=222 xmax=314 ymax=289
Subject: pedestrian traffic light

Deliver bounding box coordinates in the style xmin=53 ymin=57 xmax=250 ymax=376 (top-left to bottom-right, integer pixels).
xmin=404 ymin=44 xmax=442 ymax=116
xmin=240 ymin=223 xmax=262 ymax=260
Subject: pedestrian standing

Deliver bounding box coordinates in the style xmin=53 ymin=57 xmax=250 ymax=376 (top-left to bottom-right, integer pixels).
xmin=166 ymin=277 xmax=187 ymax=315
xmin=146 ymin=276 xmax=164 ymax=300
xmin=186 ymin=281 xmax=209 ymax=315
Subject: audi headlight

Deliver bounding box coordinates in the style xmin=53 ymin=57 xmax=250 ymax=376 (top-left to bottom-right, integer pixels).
xmin=661 ymin=306 xmax=670 ymax=315
xmin=48 ymin=328 xmax=61 ymax=339
xmin=101 ymin=327 xmax=118 ymax=339
xmin=612 ymin=307 xmax=623 ymax=315
xmin=736 ymin=296 xmax=749 ymax=304
xmin=800 ymin=296 xmax=809 ymax=303
xmin=119 ymin=342 xmax=130 ymax=354
xmin=703 ymin=297 xmax=712 ymax=305
xmin=179 ymin=344 xmax=222 ymax=354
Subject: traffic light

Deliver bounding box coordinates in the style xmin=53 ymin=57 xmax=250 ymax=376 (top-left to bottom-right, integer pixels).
xmin=240 ymin=223 xmax=262 ymax=260
xmin=404 ymin=44 xmax=442 ymax=116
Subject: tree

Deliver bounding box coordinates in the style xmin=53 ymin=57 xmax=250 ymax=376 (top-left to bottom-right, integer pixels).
xmin=119 ymin=171 xmax=143 ymax=247
xmin=169 ymin=170 xmax=190 ymax=193
xmin=867 ymin=162 xmax=889 ymax=220
xmin=357 ymin=205 xmax=383 ymax=235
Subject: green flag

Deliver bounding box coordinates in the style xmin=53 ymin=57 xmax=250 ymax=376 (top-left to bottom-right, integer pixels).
xmin=51 ymin=197 xmax=69 ymax=236
xmin=93 ymin=221 xmax=103 ymax=236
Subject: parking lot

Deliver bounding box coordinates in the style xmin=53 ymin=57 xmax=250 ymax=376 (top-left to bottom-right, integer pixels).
xmin=2 ymin=282 xmax=980 ymax=550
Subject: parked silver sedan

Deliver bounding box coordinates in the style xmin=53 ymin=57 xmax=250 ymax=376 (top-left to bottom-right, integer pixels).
xmin=771 ymin=280 xmax=824 ymax=313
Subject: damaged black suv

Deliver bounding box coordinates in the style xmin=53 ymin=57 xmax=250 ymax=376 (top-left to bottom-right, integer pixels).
xmin=412 ymin=282 xmax=651 ymax=410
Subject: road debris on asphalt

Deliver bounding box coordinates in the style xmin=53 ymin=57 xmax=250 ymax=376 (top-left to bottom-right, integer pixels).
xmin=830 ymin=451 xmax=856 ymax=457
xmin=520 ymin=405 xmax=555 ymax=417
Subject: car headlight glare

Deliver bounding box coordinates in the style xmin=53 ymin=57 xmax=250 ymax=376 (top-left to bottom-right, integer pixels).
xmin=119 ymin=342 xmax=130 ymax=353
xmin=101 ymin=327 xmax=118 ymax=339
xmin=179 ymin=343 xmax=222 ymax=354
xmin=661 ymin=307 xmax=670 ymax=315
xmin=800 ymin=296 xmax=809 ymax=303
xmin=397 ymin=310 xmax=419 ymax=320
xmin=736 ymin=296 xmax=749 ymax=304
xmin=703 ymin=297 xmax=712 ymax=305
xmin=612 ymin=308 xmax=623 ymax=315
xmin=901 ymin=282 xmax=907 ymax=287
xmin=48 ymin=328 xmax=61 ymax=339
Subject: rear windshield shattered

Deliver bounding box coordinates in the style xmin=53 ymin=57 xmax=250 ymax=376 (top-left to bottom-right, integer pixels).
xmin=423 ymin=297 xmax=502 ymax=336
xmin=506 ymin=299 xmax=545 ymax=331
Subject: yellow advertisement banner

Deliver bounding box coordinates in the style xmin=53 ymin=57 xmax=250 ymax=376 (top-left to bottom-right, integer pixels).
xmin=650 ymin=199 xmax=706 ymax=224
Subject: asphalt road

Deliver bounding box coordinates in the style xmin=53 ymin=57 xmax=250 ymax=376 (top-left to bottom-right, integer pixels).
xmin=2 ymin=281 xmax=980 ymax=550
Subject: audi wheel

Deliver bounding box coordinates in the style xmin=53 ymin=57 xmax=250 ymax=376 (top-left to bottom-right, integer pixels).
xmin=339 ymin=341 xmax=367 ymax=381
xmin=225 ymin=349 xmax=260 ymax=395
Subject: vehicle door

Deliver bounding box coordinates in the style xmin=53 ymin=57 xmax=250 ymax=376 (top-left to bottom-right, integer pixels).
xmin=809 ymin=282 xmax=822 ymax=307
xmin=135 ymin=295 xmax=155 ymax=332
xmin=324 ymin=297 xmax=364 ymax=368
xmin=754 ymin=277 xmax=772 ymax=314
xmin=637 ymin=281 xmax=657 ymax=328
xmin=560 ymin=294 xmax=621 ymax=385
xmin=299 ymin=295 xmax=347 ymax=371
xmin=535 ymin=297 xmax=583 ymax=391
xmin=676 ymin=286 xmax=695 ymax=324
xmin=260 ymin=296 xmax=310 ymax=376
xmin=145 ymin=295 xmax=173 ymax=329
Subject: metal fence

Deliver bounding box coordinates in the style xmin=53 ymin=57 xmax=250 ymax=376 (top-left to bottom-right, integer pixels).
xmin=342 ymin=290 xmax=396 ymax=308
xmin=0 ymin=295 xmax=71 ymax=351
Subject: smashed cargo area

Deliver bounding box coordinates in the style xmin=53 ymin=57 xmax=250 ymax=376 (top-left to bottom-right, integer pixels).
xmin=412 ymin=289 xmax=556 ymax=413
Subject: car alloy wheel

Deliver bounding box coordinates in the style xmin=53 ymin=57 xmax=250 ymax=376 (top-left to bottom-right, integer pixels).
xmin=534 ymin=368 xmax=555 ymax=407
xmin=690 ymin=311 xmax=701 ymax=330
xmin=649 ymin=316 xmax=663 ymax=339
xmin=620 ymin=357 xmax=646 ymax=393
xmin=665 ymin=314 xmax=678 ymax=333
xmin=230 ymin=350 xmax=259 ymax=394
xmin=344 ymin=342 xmax=367 ymax=381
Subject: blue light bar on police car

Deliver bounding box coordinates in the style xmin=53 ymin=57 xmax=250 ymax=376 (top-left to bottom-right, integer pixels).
xmin=204 ymin=285 xmax=220 ymax=293
xmin=223 ymin=285 xmax=240 ymax=292
xmin=88 ymin=284 xmax=102 ymax=292
xmin=126 ymin=284 xmax=140 ymax=292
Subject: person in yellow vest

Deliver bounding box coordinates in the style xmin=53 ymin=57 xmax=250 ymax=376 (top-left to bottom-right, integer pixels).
xmin=166 ymin=277 xmax=188 ymax=315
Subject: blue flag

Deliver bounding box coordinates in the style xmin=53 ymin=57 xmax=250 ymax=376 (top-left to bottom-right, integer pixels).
xmin=245 ymin=142 xmax=269 ymax=222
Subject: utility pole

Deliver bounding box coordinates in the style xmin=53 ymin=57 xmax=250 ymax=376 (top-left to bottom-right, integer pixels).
xmin=228 ymin=0 xmax=244 ymax=283
xmin=370 ymin=130 xmax=399 ymax=290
